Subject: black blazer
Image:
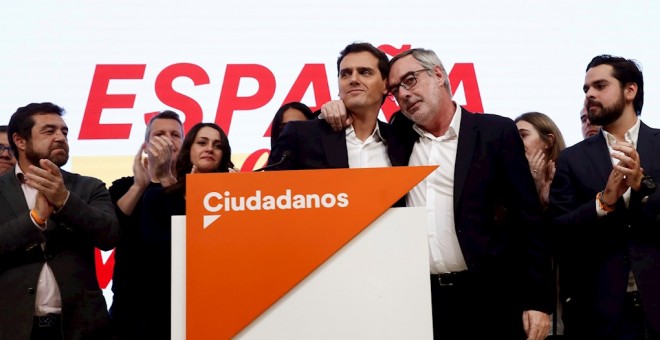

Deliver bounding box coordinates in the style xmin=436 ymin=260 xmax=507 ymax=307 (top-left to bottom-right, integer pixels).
xmin=396 ymin=107 xmax=553 ymax=313
xmin=0 ymin=167 xmax=119 ymax=340
xmin=268 ymin=118 xmax=409 ymax=207
xmin=549 ymin=122 xmax=660 ymax=336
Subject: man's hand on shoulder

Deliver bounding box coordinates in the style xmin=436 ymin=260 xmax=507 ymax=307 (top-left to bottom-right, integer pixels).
xmin=320 ymin=100 xmax=352 ymax=131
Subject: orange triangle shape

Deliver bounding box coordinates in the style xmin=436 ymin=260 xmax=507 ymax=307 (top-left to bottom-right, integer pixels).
xmin=185 ymin=166 xmax=435 ymax=339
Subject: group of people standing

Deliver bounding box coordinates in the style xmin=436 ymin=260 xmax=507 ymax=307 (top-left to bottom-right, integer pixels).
xmin=268 ymin=43 xmax=660 ymax=340
xmin=0 ymin=41 xmax=658 ymax=340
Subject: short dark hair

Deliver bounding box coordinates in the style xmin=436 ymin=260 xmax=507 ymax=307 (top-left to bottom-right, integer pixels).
xmin=270 ymin=102 xmax=316 ymax=147
xmin=336 ymin=42 xmax=390 ymax=80
xmin=0 ymin=125 xmax=7 ymax=134
xmin=145 ymin=110 xmax=184 ymax=141
xmin=8 ymin=102 xmax=65 ymax=156
xmin=168 ymin=122 xmax=233 ymax=193
xmin=587 ymin=54 xmax=644 ymax=115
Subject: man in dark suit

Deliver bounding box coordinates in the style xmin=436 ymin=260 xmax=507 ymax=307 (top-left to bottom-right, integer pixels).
xmin=388 ymin=48 xmax=552 ymax=340
xmin=549 ymin=55 xmax=660 ymax=339
xmin=268 ymin=42 xmax=408 ymax=179
xmin=0 ymin=102 xmax=119 ymax=339
xmin=321 ymin=47 xmax=553 ymax=339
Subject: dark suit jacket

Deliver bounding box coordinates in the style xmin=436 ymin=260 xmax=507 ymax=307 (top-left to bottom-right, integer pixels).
xmin=395 ymin=107 xmax=553 ymax=314
xmin=268 ymin=118 xmax=409 ymax=207
xmin=0 ymin=167 xmax=119 ymax=340
xmin=549 ymin=122 xmax=660 ymax=336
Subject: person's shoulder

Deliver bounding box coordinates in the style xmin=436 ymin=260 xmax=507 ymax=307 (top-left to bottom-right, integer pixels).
xmin=62 ymin=169 xmax=107 ymax=188
xmin=467 ymin=111 xmax=514 ymax=125
xmin=109 ymin=176 xmax=135 ymax=189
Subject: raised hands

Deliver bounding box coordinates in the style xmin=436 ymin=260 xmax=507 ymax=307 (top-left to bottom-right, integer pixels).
xmin=26 ymin=159 xmax=70 ymax=220
xmin=528 ymin=149 xmax=555 ymax=207
xmin=146 ymin=135 xmax=177 ymax=186
xmin=602 ymin=141 xmax=643 ymax=205
xmin=133 ymin=142 xmax=151 ymax=189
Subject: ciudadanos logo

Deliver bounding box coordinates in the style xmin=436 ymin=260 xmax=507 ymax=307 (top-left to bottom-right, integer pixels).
xmin=184 ymin=166 xmax=436 ymax=339
xmin=202 ymin=189 xmax=349 ymax=228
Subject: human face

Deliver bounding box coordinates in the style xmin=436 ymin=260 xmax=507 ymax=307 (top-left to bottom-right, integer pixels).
xmin=190 ymin=127 xmax=223 ymax=173
xmin=583 ymin=64 xmax=628 ymax=127
xmin=580 ymin=106 xmax=600 ymax=139
xmin=17 ymin=113 xmax=70 ymax=167
xmin=516 ymin=120 xmax=548 ymax=159
xmin=0 ymin=132 xmax=17 ymax=174
xmin=338 ymin=51 xmax=387 ymax=115
xmin=388 ymin=55 xmax=445 ymax=128
xmin=148 ymin=118 xmax=183 ymax=159
xmin=279 ymin=108 xmax=307 ymax=132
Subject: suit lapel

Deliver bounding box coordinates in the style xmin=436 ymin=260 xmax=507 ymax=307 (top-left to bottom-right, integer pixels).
xmin=0 ymin=168 xmax=29 ymax=216
xmin=320 ymin=121 xmax=350 ymax=168
xmin=636 ymin=122 xmax=658 ymax=174
xmin=453 ymin=108 xmax=477 ymax=207
xmin=377 ymin=120 xmax=406 ymax=167
xmin=584 ymin=133 xmax=616 ymax=185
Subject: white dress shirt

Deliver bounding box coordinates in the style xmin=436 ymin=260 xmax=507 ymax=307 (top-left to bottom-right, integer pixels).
xmin=15 ymin=166 xmax=62 ymax=316
xmin=596 ymin=117 xmax=641 ymax=216
xmin=406 ymin=103 xmax=468 ymax=274
xmin=597 ymin=118 xmax=641 ymax=292
xmin=345 ymin=123 xmax=392 ymax=168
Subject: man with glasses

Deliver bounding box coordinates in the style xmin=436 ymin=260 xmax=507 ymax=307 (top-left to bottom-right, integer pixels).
xmin=267 ymin=42 xmax=408 ymax=188
xmin=580 ymin=105 xmax=602 ymax=139
xmin=322 ymin=48 xmax=552 ymax=339
xmin=0 ymin=125 xmax=17 ymax=175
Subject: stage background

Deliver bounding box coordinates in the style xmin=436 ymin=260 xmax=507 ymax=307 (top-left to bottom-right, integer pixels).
xmin=2 ymin=0 xmax=659 ymax=306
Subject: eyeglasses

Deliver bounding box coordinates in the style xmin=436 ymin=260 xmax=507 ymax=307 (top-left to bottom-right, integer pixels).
xmin=387 ymin=69 xmax=428 ymax=101
xmin=0 ymin=144 xmax=12 ymax=155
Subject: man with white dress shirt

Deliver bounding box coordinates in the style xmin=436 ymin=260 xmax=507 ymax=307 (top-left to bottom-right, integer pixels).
xmin=0 ymin=102 xmax=118 ymax=340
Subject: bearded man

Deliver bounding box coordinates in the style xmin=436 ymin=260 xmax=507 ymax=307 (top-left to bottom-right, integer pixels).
xmin=0 ymin=102 xmax=118 ymax=340
xmin=549 ymin=55 xmax=660 ymax=340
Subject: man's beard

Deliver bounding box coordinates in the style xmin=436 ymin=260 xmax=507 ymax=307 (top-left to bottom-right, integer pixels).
xmin=588 ymin=92 xmax=626 ymax=126
xmin=25 ymin=142 xmax=69 ymax=167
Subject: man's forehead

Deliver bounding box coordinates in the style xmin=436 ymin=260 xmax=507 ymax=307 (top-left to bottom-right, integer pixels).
xmin=148 ymin=119 xmax=183 ymax=140
xmin=33 ymin=113 xmax=67 ymax=127
xmin=340 ymin=51 xmax=378 ymax=69
xmin=585 ymin=64 xmax=614 ymax=82
xmin=0 ymin=132 xmax=7 ymax=142
xmin=389 ymin=56 xmax=419 ymax=79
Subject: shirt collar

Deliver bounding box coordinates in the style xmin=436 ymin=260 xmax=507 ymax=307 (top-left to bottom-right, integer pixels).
xmin=15 ymin=164 xmax=26 ymax=184
xmin=601 ymin=117 xmax=641 ymax=148
xmin=412 ymin=102 xmax=462 ymax=140
xmin=345 ymin=121 xmax=384 ymax=143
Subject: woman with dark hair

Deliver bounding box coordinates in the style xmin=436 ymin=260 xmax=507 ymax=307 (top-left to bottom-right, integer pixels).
xmin=270 ymin=102 xmax=316 ymax=146
xmin=515 ymin=111 xmax=566 ymax=208
xmin=138 ymin=122 xmax=233 ymax=339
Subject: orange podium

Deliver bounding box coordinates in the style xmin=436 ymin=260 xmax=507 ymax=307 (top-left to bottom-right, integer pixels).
xmin=173 ymin=166 xmax=435 ymax=339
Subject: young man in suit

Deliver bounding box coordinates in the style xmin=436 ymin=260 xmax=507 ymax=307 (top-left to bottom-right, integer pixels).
xmin=549 ymin=55 xmax=660 ymax=339
xmin=0 ymin=125 xmax=17 ymax=175
xmin=0 ymin=102 xmax=119 ymax=339
xmin=268 ymin=42 xmax=408 ymax=179
xmin=322 ymin=47 xmax=553 ymax=339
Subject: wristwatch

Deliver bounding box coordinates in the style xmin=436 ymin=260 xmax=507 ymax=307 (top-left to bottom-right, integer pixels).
xmin=638 ymin=175 xmax=656 ymax=197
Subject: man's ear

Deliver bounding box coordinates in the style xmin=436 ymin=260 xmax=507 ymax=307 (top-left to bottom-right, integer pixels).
xmin=12 ymin=132 xmax=26 ymax=153
xmin=625 ymin=82 xmax=638 ymax=102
